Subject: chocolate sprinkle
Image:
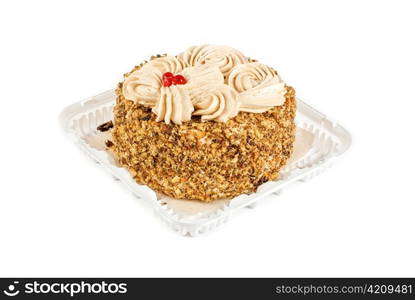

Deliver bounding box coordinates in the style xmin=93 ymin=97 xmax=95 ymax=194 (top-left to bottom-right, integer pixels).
xmin=97 ymin=121 xmax=114 ymax=132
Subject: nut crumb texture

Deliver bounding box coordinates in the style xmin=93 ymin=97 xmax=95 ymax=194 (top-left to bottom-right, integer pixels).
xmin=110 ymin=57 xmax=296 ymax=202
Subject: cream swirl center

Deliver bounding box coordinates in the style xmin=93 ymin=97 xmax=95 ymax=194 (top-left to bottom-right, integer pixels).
xmin=190 ymin=84 xmax=239 ymax=122
xmin=228 ymin=62 xmax=287 ymax=113
xmin=122 ymin=67 xmax=162 ymax=106
xmin=227 ymin=62 xmax=278 ymax=92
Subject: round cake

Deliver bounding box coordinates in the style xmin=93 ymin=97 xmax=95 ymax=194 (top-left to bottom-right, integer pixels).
xmin=109 ymin=45 xmax=296 ymax=202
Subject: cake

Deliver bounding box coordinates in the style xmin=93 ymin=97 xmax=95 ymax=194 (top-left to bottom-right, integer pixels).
xmin=104 ymin=45 xmax=296 ymax=202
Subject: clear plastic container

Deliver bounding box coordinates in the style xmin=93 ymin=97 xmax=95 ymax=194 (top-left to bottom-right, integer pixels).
xmin=59 ymin=90 xmax=351 ymax=236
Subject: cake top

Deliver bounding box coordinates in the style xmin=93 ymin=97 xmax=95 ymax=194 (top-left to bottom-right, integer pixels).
xmin=122 ymin=45 xmax=287 ymax=124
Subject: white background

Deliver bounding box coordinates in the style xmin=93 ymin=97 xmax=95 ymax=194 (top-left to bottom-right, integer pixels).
xmin=0 ymin=0 xmax=414 ymax=277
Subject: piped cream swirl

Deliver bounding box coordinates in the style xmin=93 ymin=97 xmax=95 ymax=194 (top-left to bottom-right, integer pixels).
xmin=122 ymin=56 xmax=187 ymax=105
xmin=190 ymin=84 xmax=239 ymax=122
xmin=121 ymin=45 xmax=289 ymax=124
xmin=143 ymin=55 xmax=187 ymax=74
xmin=228 ymin=62 xmax=286 ymax=112
xmin=178 ymin=45 xmax=248 ymax=77
xmin=227 ymin=62 xmax=278 ymax=92
xmin=180 ymin=64 xmax=224 ymax=90
xmin=152 ymin=86 xmax=194 ymax=125
xmin=122 ymin=67 xmax=162 ymax=106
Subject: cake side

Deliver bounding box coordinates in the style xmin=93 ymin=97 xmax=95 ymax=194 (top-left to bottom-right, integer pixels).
xmin=110 ymin=83 xmax=296 ymax=202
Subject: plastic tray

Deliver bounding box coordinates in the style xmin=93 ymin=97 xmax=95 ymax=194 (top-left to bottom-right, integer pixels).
xmin=59 ymin=90 xmax=351 ymax=236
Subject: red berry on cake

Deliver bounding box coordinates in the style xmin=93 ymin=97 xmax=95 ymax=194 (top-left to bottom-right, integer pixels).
xmin=172 ymin=75 xmax=187 ymax=85
xmin=163 ymin=72 xmax=174 ymax=79
xmin=163 ymin=76 xmax=173 ymax=87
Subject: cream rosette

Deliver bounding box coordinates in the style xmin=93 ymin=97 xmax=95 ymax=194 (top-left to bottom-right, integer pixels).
xmin=227 ymin=62 xmax=278 ymax=92
xmin=122 ymin=65 xmax=162 ymax=106
xmin=122 ymin=56 xmax=186 ymax=106
xmin=227 ymin=62 xmax=287 ymax=113
xmin=178 ymin=45 xmax=248 ymax=77
xmin=189 ymin=84 xmax=239 ymax=122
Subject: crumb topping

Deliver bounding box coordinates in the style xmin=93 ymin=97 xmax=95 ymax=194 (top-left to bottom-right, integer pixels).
xmin=109 ymin=61 xmax=296 ymax=201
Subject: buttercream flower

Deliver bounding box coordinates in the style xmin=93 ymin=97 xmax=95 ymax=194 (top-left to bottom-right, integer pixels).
xmin=122 ymin=55 xmax=226 ymax=124
xmin=178 ymin=45 xmax=248 ymax=77
xmin=227 ymin=62 xmax=287 ymax=113
xmin=122 ymin=56 xmax=186 ymax=107
xmin=121 ymin=45 xmax=288 ymax=124
xmin=189 ymin=84 xmax=240 ymax=122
